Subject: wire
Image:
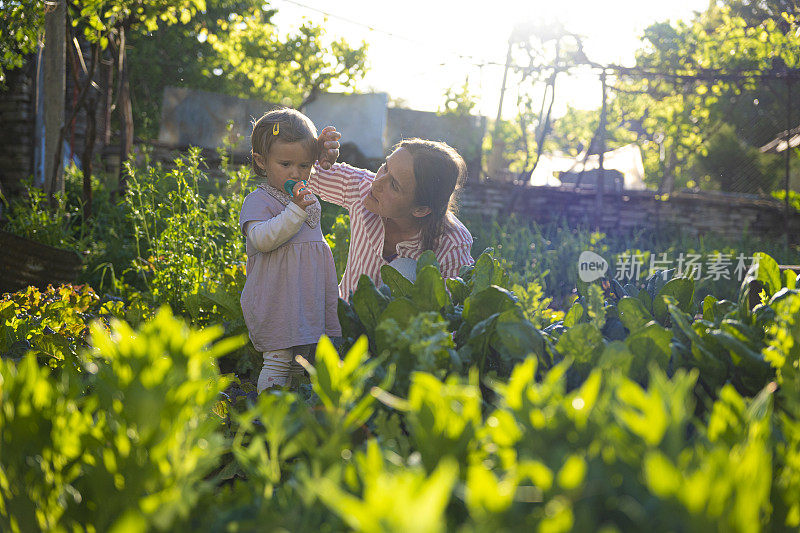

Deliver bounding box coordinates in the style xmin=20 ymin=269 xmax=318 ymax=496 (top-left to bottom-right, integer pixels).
xmin=603 ymin=64 xmax=800 ymax=81
xmin=275 ymin=0 xmax=511 ymax=69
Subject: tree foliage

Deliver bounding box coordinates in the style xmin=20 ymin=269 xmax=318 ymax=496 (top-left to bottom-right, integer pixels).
xmin=72 ymin=0 xmax=207 ymax=44
xmin=500 ymin=1 xmax=799 ymax=192
xmin=127 ymin=0 xmax=368 ymax=137
xmin=0 ymin=0 xmax=44 ymax=88
xmin=206 ymin=8 xmax=367 ymax=104
xmin=439 ymin=78 xmax=479 ymax=117
xmin=614 ymin=4 xmax=799 ymax=191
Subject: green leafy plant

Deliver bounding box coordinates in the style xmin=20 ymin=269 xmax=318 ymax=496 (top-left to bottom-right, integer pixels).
xmin=0 ymin=308 xmax=241 ymax=532
xmin=125 ymin=148 xmax=249 ymax=318
xmin=1 ymin=171 xmax=91 ymax=251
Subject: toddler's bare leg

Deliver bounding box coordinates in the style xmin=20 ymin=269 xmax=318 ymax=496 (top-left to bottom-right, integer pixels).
xmin=258 ymin=349 xmax=293 ymax=393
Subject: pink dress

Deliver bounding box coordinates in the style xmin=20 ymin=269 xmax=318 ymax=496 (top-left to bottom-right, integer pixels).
xmin=239 ymin=188 xmax=341 ymax=352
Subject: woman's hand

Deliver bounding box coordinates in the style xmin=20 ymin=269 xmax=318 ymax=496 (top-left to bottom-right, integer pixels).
xmin=317 ymin=126 xmax=341 ymax=169
xmin=290 ymin=181 xmax=315 ymax=209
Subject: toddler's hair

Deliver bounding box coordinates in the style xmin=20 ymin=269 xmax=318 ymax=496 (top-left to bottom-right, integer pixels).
xmin=251 ymin=108 xmax=318 ymax=177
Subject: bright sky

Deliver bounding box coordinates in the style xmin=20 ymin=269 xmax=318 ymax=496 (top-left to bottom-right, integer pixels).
xmin=271 ymin=0 xmax=711 ymax=120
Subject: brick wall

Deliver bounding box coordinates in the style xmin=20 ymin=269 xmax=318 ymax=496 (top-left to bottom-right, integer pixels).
xmin=0 ymin=43 xmax=105 ymax=199
xmin=0 ymin=63 xmax=36 ymax=196
xmin=457 ymin=182 xmax=800 ymax=244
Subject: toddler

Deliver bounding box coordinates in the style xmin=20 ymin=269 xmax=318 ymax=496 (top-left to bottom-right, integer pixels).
xmin=239 ymin=108 xmax=341 ymax=392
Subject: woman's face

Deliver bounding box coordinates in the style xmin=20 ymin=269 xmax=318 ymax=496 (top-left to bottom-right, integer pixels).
xmin=364 ymin=147 xmax=430 ymax=220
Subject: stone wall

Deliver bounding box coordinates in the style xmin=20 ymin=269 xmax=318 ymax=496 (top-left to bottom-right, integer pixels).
xmin=457 ymin=182 xmax=800 ymax=243
xmin=158 ymin=86 xmax=280 ymax=155
xmin=0 ymin=62 xmax=36 ymax=196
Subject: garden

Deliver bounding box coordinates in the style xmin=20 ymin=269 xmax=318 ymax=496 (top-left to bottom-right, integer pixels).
xmin=3 ymin=0 xmax=800 ymax=531
xmin=1 ymin=149 xmax=799 ymax=531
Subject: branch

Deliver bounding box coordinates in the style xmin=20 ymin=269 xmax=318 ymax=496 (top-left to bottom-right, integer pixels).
xmin=48 ymin=21 xmax=102 ymax=198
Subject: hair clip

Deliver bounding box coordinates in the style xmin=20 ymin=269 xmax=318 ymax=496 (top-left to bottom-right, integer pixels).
xmin=272 ymin=123 xmax=280 ymax=135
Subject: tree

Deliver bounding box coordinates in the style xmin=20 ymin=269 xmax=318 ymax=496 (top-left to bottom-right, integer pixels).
xmin=613 ymin=4 xmax=799 ymax=192
xmin=725 ymin=0 xmax=799 ymax=27
xmin=205 ymin=8 xmax=367 ymax=106
xmin=125 ymin=0 xmax=368 ymax=138
xmin=43 ymin=0 xmax=66 ymax=202
xmin=0 ymin=0 xmax=44 ymax=89
xmin=493 ymin=21 xmax=589 ymax=178
xmin=42 ymin=0 xmax=211 ymax=217
xmin=439 ymin=78 xmax=478 ymax=117
xmin=125 ymin=0 xmax=254 ymax=137
xmin=485 ymin=21 xmax=594 ymax=179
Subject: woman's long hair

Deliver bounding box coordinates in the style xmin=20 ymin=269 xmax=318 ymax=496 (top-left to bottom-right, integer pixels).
xmin=399 ymin=138 xmax=467 ymax=251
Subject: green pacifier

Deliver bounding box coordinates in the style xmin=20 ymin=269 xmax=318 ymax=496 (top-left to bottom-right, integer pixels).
xmin=283 ymin=179 xmax=307 ymax=197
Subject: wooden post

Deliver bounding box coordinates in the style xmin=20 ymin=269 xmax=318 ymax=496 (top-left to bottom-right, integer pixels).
xmin=117 ymin=25 xmax=133 ymax=194
xmin=488 ymin=38 xmax=513 ymax=179
xmin=595 ymin=70 xmax=607 ymax=230
xmin=495 ymin=38 xmax=513 ymax=129
xmin=785 ymin=78 xmax=792 ymax=243
xmin=43 ymin=0 xmax=65 ymax=198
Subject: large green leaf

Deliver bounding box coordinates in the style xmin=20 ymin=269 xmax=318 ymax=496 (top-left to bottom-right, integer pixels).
xmin=378 ymin=298 xmax=421 ymax=330
xmin=625 ymin=322 xmax=672 ymax=373
xmin=714 ymin=299 xmax=737 ymax=320
xmin=708 ymin=330 xmax=771 ymax=379
xmin=702 ymin=295 xmax=718 ymax=322
xmin=617 ymin=297 xmax=652 ymax=333
xmin=610 ymin=278 xmax=628 ymax=299
xmin=415 ymin=250 xmax=440 ymax=275
xmin=463 ymin=315 xmax=499 ymax=369
xmin=470 ymin=252 xmax=506 ymax=293
xmin=338 ymin=298 xmax=365 ymax=341
xmin=462 ymin=286 xmax=517 ymax=327
xmin=720 ymin=319 xmax=762 ymax=347
xmin=351 ymin=275 xmax=390 ymax=337
xmin=623 ymin=282 xmax=640 ymax=298
xmin=638 ymin=288 xmax=653 ymax=314
xmin=667 ymin=304 xmax=728 ymax=387
xmin=446 ymin=277 xmax=470 ymax=306
xmin=653 ymin=278 xmax=694 ymax=324
xmin=381 ymin=264 xmax=413 ymax=298
xmin=708 ymin=331 xmax=772 ymax=396
xmin=753 ymin=252 xmax=781 ymax=297
xmin=411 ymin=265 xmax=450 ymax=312
xmin=737 ymin=278 xmax=761 ymax=319
xmin=646 ymin=269 xmax=673 ymax=301
xmin=783 ymin=268 xmax=797 ymax=290
xmin=563 ymin=300 xmax=584 ymax=328
xmin=491 ymin=308 xmax=546 ymax=365
xmin=598 ymin=340 xmax=635 ymax=376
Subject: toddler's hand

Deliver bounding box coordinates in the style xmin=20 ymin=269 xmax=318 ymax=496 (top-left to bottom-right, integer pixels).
xmin=290 ymin=181 xmax=315 ymax=209
xmin=317 ymin=126 xmax=341 ymax=170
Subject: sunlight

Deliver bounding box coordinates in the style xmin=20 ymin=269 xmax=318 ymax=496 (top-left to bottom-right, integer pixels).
xmin=271 ymin=0 xmax=708 ymax=118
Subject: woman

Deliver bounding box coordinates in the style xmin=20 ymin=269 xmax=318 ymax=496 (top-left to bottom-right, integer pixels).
xmin=314 ymin=127 xmax=474 ymax=300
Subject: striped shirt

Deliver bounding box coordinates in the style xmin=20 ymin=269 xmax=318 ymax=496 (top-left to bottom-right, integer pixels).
xmin=308 ymin=162 xmax=475 ymax=300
